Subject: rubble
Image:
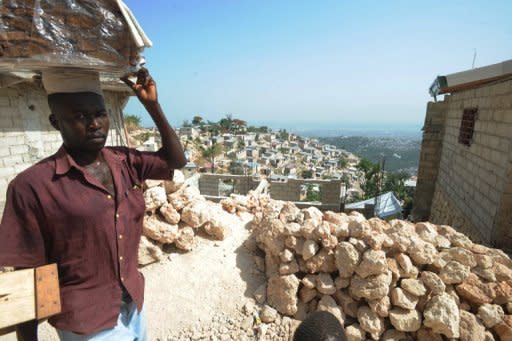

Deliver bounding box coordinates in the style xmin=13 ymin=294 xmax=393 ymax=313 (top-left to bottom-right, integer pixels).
xmin=137 ymin=172 xmax=239 ymax=266
xmin=247 ymin=195 xmax=512 ymax=340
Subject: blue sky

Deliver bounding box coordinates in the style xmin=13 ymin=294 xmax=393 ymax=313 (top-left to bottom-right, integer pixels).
xmin=123 ymin=0 xmax=511 ymax=131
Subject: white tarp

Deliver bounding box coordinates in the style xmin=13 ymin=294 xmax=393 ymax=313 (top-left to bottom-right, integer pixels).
xmin=345 ymin=191 xmax=402 ymax=219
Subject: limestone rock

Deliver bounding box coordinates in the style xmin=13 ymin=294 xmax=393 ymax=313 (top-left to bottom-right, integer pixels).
xmin=302 ymin=206 xmax=323 ymax=226
xmin=279 ymin=201 xmax=301 ymax=223
xmin=345 ymin=323 xmax=366 ymax=341
xmin=144 ymin=179 xmax=163 ymax=188
xmin=181 ymin=199 xmax=211 ymax=228
xmin=415 ymin=222 xmax=438 ymax=244
xmin=143 ymin=186 xmax=167 ymax=211
xmin=267 ymin=274 xmax=300 ymax=316
xmin=381 ymin=329 xmax=409 ymax=341
xmin=420 ymin=271 xmax=446 ymax=295
xmin=335 ymin=242 xmax=361 ymax=278
xmin=302 ymin=240 xmax=319 ymax=260
xmin=390 ymin=287 xmax=418 ymax=310
xmin=334 ymin=290 xmax=359 ymax=318
xmin=423 ymin=293 xmax=460 ymax=338
xmin=455 ymin=273 xmax=494 ymax=305
xmin=159 ymin=203 xmax=180 ymax=225
xmin=254 ymin=283 xmax=266 ymax=304
xmin=401 ymin=278 xmax=426 ymax=296
xmin=357 ymin=305 xmax=385 ymax=340
xmin=142 ymin=215 xmax=179 ymax=244
xmin=138 ymin=236 xmax=163 ymax=266
xmin=416 ymin=327 xmax=443 ymax=341
xmin=493 ymin=281 xmax=512 ymax=305
xmin=316 ymin=273 xmax=336 ymax=295
xmin=368 ymin=295 xmax=390 ymax=318
xmin=493 ymin=315 xmax=512 ymax=341
xmin=388 ymin=308 xmax=422 ymax=332
xmin=260 ymin=305 xmax=278 ymax=323
xmin=333 ymin=276 xmax=349 ymax=291
xmin=299 ymin=286 xmax=317 ymax=303
xmin=175 ymin=226 xmax=195 ymax=251
xmin=280 ymin=249 xmax=294 ymax=263
xmin=355 ymin=249 xmax=387 ymax=278
xmin=396 ymin=253 xmax=418 ymax=278
xmin=408 ymin=239 xmax=437 ymax=265
xmin=459 ymin=310 xmax=486 ymax=341
xmin=350 ymin=271 xmax=392 ymax=300
xmin=279 ymin=259 xmax=299 ymax=275
xmin=301 ymin=274 xmax=316 ymax=289
xmin=477 ymin=303 xmax=505 ymax=328
xmin=439 ymin=260 xmax=470 ymax=284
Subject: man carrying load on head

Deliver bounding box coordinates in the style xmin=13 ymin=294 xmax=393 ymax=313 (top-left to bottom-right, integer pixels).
xmin=0 ymin=68 xmax=186 ymax=340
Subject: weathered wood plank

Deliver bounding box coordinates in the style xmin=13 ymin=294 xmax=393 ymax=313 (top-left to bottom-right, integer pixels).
xmin=35 ymin=264 xmax=61 ymax=319
xmin=0 ymin=269 xmax=35 ymax=329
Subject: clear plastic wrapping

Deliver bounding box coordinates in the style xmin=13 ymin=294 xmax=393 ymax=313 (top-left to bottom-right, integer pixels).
xmin=0 ymin=0 xmax=144 ymax=74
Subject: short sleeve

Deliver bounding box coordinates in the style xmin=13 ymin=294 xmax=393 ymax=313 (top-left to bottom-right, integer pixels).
xmin=0 ymin=179 xmax=47 ymax=267
xmin=125 ymin=147 xmax=174 ymax=182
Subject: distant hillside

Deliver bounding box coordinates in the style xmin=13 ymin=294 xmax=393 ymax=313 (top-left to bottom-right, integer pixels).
xmin=318 ymin=136 xmax=421 ymax=174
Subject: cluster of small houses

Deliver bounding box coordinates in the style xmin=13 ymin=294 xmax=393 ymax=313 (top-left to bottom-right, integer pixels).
xmin=135 ymin=127 xmax=369 ymax=201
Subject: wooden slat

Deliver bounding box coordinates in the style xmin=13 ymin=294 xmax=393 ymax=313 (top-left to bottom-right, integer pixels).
xmin=35 ymin=264 xmax=61 ymax=319
xmin=0 ymin=269 xmax=35 ymax=330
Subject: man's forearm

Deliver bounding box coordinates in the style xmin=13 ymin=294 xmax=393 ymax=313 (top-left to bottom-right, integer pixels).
xmin=145 ymin=102 xmax=187 ymax=169
xmin=16 ymin=320 xmax=38 ymax=341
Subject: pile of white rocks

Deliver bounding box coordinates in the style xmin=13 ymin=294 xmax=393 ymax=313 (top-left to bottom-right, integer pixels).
xmin=246 ymin=196 xmax=512 ymax=340
xmin=138 ymin=171 xmax=239 ymax=266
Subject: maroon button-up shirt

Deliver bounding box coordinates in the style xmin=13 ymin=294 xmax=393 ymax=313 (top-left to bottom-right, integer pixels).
xmin=0 ymin=146 xmax=173 ymax=334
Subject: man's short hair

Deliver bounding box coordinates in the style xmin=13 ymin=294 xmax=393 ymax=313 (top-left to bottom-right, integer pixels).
xmin=293 ymin=311 xmax=347 ymax=341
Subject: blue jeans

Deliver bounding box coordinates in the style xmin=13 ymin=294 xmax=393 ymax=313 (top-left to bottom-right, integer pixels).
xmin=57 ymin=301 xmax=146 ymax=341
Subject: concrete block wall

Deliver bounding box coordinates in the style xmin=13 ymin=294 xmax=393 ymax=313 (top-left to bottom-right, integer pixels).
xmin=428 ymin=79 xmax=512 ymax=246
xmin=0 ymin=83 xmax=128 ymax=214
xmin=412 ymin=101 xmax=446 ymax=221
xmin=198 ymin=174 xmax=260 ymax=196
xmin=198 ymin=174 xmax=342 ymax=208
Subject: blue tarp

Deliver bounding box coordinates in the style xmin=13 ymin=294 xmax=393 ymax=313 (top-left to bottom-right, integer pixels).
xmin=345 ymin=191 xmax=402 ymax=219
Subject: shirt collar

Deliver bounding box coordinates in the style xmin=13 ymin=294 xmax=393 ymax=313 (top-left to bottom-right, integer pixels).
xmin=54 ymin=146 xmax=126 ymax=175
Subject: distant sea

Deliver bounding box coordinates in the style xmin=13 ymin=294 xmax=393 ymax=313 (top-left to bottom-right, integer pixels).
xmin=264 ymin=122 xmax=423 ymax=139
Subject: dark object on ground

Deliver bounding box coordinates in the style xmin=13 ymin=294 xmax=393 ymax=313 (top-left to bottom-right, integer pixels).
xmin=293 ymin=311 xmax=347 ymax=341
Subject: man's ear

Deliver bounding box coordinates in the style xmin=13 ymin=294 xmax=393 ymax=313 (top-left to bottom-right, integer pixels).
xmin=49 ymin=114 xmax=60 ymax=131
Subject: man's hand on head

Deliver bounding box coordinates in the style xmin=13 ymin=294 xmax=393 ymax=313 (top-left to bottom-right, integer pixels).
xmin=121 ymin=67 xmax=158 ymax=109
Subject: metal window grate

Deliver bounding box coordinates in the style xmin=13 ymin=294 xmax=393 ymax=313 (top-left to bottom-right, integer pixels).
xmin=458 ymin=108 xmax=478 ymax=146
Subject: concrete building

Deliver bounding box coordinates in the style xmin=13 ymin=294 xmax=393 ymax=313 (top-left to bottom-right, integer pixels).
xmin=0 ymin=72 xmax=130 ymax=213
xmin=413 ymin=59 xmax=512 ymax=252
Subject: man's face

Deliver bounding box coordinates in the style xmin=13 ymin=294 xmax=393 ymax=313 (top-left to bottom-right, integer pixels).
xmin=48 ymin=92 xmax=109 ymax=153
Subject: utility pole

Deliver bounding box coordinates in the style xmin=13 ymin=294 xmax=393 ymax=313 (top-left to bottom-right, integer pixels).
xmin=374 ymin=157 xmax=386 ymax=217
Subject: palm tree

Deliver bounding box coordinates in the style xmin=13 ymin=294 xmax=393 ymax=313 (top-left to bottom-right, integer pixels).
xmin=199 ymin=143 xmax=223 ymax=173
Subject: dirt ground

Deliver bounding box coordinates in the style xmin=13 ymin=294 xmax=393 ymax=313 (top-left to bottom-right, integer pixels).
xmin=2 ymin=213 xmax=272 ymax=341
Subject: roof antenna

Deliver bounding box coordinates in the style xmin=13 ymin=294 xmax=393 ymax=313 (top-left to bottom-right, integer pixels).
xmin=472 ymin=48 xmax=477 ymax=69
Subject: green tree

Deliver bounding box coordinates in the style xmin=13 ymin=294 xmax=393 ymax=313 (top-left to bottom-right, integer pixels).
xmin=301 ymin=169 xmax=313 ymax=179
xmin=192 ymin=115 xmax=203 ymax=125
xmin=124 ymin=114 xmax=141 ymax=132
xmin=237 ymin=138 xmax=246 ymax=150
xmin=199 ymin=143 xmax=223 ymax=173
xmin=357 ymin=158 xmax=381 ymax=199
xmin=278 ymin=129 xmax=289 ymax=141
xmin=339 ymin=156 xmax=348 ymax=168
xmin=304 ymin=184 xmax=321 ymax=202
xmin=182 ymin=120 xmax=191 ymax=127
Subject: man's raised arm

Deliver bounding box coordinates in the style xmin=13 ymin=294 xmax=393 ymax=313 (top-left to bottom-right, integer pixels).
xmin=121 ymin=68 xmax=187 ymax=169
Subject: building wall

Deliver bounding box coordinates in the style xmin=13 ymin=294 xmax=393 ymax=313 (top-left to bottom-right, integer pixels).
xmin=198 ymin=173 xmax=342 ymax=210
xmin=420 ymin=79 xmax=512 ymax=247
xmin=0 ymin=83 xmax=128 ymax=213
xmin=412 ymin=101 xmax=447 ymax=221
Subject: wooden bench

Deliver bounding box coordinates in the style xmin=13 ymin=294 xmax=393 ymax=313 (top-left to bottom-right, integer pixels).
xmin=0 ymin=264 xmax=61 ymax=336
